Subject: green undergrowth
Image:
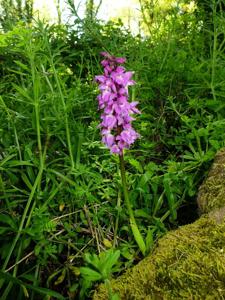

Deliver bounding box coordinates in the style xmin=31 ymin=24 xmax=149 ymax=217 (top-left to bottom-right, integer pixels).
xmin=1 ymin=0 xmax=225 ymax=298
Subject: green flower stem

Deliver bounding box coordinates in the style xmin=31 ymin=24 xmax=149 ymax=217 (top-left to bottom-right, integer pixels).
xmin=119 ymin=153 xmax=146 ymax=255
xmin=113 ymin=190 xmax=121 ymax=248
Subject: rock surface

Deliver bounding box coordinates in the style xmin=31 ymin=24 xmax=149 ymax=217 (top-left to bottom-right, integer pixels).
xmin=197 ymin=147 xmax=225 ymax=214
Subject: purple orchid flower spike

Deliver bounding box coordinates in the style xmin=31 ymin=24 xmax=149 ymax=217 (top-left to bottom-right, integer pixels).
xmin=95 ymin=52 xmax=140 ymax=155
xmin=95 ymin=53 xmax=146 ymax=255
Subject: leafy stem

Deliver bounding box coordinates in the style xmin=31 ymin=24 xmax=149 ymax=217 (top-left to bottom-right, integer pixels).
xmin=119 ymin=153 xmax=146 ymax=256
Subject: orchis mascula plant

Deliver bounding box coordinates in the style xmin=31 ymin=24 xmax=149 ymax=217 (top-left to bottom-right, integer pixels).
xmin=95 ymin=52 xmax=146 ymax=255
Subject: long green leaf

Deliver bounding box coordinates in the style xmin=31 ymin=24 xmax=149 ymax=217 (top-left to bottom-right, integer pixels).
xmin=0 ymin=271 xmax=65 ymax=299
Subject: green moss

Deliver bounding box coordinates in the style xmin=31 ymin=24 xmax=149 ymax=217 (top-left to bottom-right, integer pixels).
xmin=94 ymin=217 xmax=225 ymax=299
xmin=197 ymin=148 xmax=225 ymax=213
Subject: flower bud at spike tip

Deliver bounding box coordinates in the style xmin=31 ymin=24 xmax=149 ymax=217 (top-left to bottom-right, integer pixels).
xmin=95 ymin=52 xmax=140 ymax=155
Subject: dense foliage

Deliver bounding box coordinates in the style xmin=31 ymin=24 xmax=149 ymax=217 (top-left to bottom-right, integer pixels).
xmin=1 ymin=0 xmax=225 ymax=299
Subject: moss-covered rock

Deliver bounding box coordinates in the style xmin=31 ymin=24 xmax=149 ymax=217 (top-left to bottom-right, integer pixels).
xmin=94 ymin=217 xmax=225 ymax=299
xmin=197 ymin=148 xmax=225 ymax=214
xmin=94 ymin=149 xmax=225 ymax=300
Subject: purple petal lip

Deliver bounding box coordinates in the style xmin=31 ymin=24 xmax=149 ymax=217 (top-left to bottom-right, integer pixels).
xmin=100 ymin=52 xmax=111 ymax=58
xmin=102 ymin=133 xmax=115 ymax=147
xmin=115 ymin=57 xmax=126 ymax=64
xmin=110 ymin=144 xmax=121 ymax=154
xmin=95 ymin=75 xmax=106 ymax=83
